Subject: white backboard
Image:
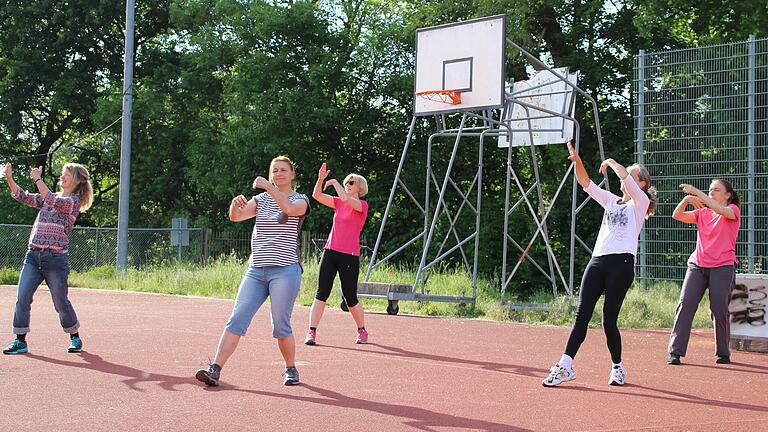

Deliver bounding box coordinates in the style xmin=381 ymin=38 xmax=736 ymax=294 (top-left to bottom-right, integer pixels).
xmin=414 ymin=15 xmax=506 ymax=116
xmin=498 ymin=67 xmax=578 ymax=147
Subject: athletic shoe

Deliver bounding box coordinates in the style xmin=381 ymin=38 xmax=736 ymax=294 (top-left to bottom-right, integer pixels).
xmin=609 ymin=365 xmax=625 ymax=386
xmin=304 ymin=329 xmax=317 ymax=346
xmin=283 ymin=366 xmax=300 ymax=386
xmin=68 ymin=336 xmax=83 ymax=353
xmin=667 ymin=353 xmax=681 ymax=365
xmin=195 ymin=363 xmax=221 ymax=387
xmin=355 ymin=328 xmax=369 ymax=344
xmin=716 ymin=355 xmax=731 ymax=364
xmin=3 ymin=339 xmax=28 ymax=355
xmin=542 ymin=364 xmax=576 ymax=387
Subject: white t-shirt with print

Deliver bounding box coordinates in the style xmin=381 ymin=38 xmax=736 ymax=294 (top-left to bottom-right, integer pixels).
xmin=583 ymin=176 xmax=650 ymax=257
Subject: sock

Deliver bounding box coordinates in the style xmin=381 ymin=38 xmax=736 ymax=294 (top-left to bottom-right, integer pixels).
xmin=612 ymin=361 xmax=623 ymax=369
xmin=70 ymin=332 xmax=79 ymax=340
xmin=558 ymin=354 xmax=573 ymax=369
xmin=310 ymin=327 xmax=317 ymax=331
xmin=16 ymin=334 xmax=26 ymax=342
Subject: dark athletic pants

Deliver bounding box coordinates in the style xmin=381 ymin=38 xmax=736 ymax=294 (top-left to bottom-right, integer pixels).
xmin=315 ymin=249 xmax=360 ymax=307
xmin=565 ymin=253 xmax=635 ymax=364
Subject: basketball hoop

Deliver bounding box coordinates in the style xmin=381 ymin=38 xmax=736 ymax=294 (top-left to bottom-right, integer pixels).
xmin=415 ymin=89 xmax=462 ymax=105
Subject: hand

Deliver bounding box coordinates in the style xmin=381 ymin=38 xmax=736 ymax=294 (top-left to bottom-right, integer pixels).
xmin=324 ymin=179 xmax=338 ymax=190
xmin=566 ymin=140 xmax=580 ymax=162
xmin=252 ymin=176 xmax=271 ymax=190
xmin=231 ymin=195 xmax=248 ymax=209
xmin=598 ymin=159 xmax=613 ymax=174
xmin=318 ymin=163 xmax=330 ymax=180
xmin=679 ymin=183 xmax=702 ymax=197
xmin=686 ymin=195 xmax=704 ymax=209
xmin=30 ymin=166 xmax=42 ymax=181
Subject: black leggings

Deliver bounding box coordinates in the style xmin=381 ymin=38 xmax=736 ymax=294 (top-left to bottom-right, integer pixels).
xmin=565 ymin=253 xmax=635 ymax=364
xmin=315 ymin=249 xmax=360 ymax=307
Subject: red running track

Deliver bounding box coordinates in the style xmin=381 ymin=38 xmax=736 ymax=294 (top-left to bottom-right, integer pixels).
xmin=1 ymin=285 xmax=766 ymax=432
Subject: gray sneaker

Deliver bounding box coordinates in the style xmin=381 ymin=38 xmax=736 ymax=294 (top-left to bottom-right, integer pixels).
xmin=195 ymin=363 xmax=221 ymax=386
xmin=283 ymin=366 xmax=300 ymax=386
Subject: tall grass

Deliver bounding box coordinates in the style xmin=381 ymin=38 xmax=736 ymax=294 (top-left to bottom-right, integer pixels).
xmin=0 ymin=256 xmax=716 ymax=329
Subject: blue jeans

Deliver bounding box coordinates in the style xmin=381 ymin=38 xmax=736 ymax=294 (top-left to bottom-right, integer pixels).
xmin=13 ymin=250 xmax=80 ymax=334
xmin=225 ymin=264 xmax=302 ymax=339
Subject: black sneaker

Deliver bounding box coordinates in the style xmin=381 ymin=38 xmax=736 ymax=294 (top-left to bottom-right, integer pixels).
xmin=283 ymin=366 xmax=300 ymax=386
xmin=716 ymin=355 xmax=731 ymax=364
xmin=667 ymin=353 xmax=681 ymax=365
xmin=3 ymin=339 xmax=28 ymax=355
xmin=195 ymin=363 xmax=221 ymax=386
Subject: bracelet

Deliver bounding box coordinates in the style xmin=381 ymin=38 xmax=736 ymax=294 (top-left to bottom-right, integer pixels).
xmin=34 ymin=178 xmax=42 ymax=184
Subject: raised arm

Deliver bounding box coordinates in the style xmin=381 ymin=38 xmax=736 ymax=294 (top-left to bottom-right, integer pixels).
xmin=325 ymin=179 xmax=362 ymax=212
xmin=566 ymin=140 xmax=590 ymax=189
xmin=312 ymin=163 xmax=334 ymax=209
xmin=672 ymin=195 xmax=701 ymax=224
xmin=680 ymin=183 xmax=737 ymax=220
xmin=29 ymin=166 xmax=51 ymax=198
xmin=229 ymin=195 xmax=257 ymax=222
xmin=253 ymin=177 xmax=308 ymax=217
xmin=4 ymin=162 xmax=18 ymax=195
xmin=598 ymin=158 xmax=629 ymax=180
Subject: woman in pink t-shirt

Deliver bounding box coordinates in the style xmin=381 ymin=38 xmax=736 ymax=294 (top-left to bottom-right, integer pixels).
xmin=668 ymin=179 xmax=741 ymax=365
xmin=305 ymin=163 xmax=369 ymax=346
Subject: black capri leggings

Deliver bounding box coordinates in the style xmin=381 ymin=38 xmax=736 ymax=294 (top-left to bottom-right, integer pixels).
xmin=565 ymin=253 xmax=635 ymax=364
xmin=315 ymin=249 xmax=361 ymax=307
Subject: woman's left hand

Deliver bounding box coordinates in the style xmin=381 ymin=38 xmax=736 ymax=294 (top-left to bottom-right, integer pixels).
xmin=598 ymin=159 xmax=613 ymax=174
xmin=253 ymin=176 xmax=271 ymax=190
xmin=679 ymin=183 xmax=703 ymax=197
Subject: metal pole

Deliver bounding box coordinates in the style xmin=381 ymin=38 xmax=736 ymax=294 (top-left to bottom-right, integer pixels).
xmin=747 ymin=35 xmax=756 ymax=272
xmin=116 ymin=0 xmax=135 ymax=273
xmin=635 ymin=50 xmax=647 ymax=285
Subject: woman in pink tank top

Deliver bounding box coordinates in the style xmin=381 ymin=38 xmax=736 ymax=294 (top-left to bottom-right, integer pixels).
xmin=668 ymin=179 xmax=741 ymax=365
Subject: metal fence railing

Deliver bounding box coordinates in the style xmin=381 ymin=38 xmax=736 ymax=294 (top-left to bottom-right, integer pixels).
xmin=0 ymin=224 xmax=206 ymax=272
xmin=0 ymin=224 xmax=370 ymax=272
xmin=634 ymin=35 xmax=768 ymax=283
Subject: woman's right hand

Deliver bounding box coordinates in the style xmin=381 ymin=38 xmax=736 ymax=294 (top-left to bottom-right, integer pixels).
xmin=566 ymin=140 xmax=580 ymax=162
xmin=686 ymin=195 xmax=704 ymax=209
xmin=231 ymin=194 xmax=248 ymax=209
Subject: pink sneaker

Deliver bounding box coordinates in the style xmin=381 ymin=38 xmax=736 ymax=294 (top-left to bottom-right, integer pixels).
xmin=355 ymin=328 xmax=369 ymax=344
xmin=304 ymin=329 xmax=317 ymax=346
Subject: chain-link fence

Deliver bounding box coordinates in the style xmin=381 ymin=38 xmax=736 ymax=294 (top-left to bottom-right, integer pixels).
xmin=0 ymin=224 xmax=371 ymax=272
xmin=633 ymin=36 xmax=768 ymax=283
xmin=0 ymin=224 xmax=206 ymax=272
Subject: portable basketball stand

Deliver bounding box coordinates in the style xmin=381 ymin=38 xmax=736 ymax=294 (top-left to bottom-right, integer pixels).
xmin=359 ymin=15 xmax=608 ymax=315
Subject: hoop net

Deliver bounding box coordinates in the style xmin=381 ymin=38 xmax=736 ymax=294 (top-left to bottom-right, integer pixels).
xmin=415 ymin=89 xmax=462 ymax=105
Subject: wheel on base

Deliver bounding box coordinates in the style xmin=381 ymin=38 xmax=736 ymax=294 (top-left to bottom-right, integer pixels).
xmin=386 ymin=300 xmax=399 ymax=315
xmin=340 ymin=299 xmax=349 ymax=312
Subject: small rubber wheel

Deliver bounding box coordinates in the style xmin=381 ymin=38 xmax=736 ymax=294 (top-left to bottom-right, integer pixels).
xmin=386 ymin=301 xmax=399 ymax=315
xmin=340 ymin=299 xmax=349 ymax=312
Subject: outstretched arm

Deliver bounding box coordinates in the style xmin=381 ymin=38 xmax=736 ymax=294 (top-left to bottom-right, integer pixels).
xmin=566 ymin=140 xmax=590 ymax=189
xmin=679 ymin=183 xmax=736 ymax=220
xmin=312 ymin=163 xmax=334 ymax=209
xmin=598 ymin=158 xmax=629 ymax=180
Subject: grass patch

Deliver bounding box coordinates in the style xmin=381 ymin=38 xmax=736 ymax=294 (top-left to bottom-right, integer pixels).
xmin=1 ymin=257 xmax=715 ymax=329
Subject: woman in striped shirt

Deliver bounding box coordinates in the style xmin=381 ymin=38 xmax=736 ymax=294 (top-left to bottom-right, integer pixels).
xmin=196 ymin=156 xmax=310 ymax=387
xmin=3 ymin=162 xmax=93 ymax=355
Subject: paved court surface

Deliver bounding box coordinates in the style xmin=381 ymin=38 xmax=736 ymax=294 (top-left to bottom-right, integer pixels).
xmin=1 ymin=285 xmax=766 ymax=431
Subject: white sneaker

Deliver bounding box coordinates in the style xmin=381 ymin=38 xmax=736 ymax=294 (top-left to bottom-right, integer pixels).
xmin=542 ymin=364 xmax=576 ymax=387
xmin=609 ymin=365 xmax=625 ymax=386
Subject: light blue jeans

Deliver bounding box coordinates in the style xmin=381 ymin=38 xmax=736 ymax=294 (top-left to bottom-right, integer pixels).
xmin=225 ymin=264 xmax=302 ymax=339
xmin=13 ymin=250 xmax=80 ymax=334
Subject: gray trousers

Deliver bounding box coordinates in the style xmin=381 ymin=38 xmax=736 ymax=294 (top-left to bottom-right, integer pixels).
xmin=668 ymin=264 xmax=735 ymax=357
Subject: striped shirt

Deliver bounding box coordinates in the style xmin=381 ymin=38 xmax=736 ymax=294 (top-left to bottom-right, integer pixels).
xmin=249 ymin=192 xmax=310 ymax=268
xmin=13 ymin=187 xmax=81 ymax=253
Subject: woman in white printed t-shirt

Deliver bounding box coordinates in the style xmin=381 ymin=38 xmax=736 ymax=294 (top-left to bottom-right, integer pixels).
xmin=542 ymin=140 xmax=658 ymax=388
xmin=196 ymin=156 xmax=310 ymax=387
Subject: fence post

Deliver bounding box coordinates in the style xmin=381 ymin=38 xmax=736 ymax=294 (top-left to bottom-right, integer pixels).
xmin=635 ymin=49 xmax=646 ymax=287
xmin=747 ymin=35 xmax=756 ymax=272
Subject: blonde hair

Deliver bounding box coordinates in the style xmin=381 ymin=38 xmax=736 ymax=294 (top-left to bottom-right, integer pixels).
xmin=628 ymin=164 xmax=657 ymax=219
xmin=269 ymin=155 xmax=297 ymax=189
xmin=343 ymin=173 xmax=368 ymax=197
xmin=63 ymin=163 xmax=93 ymax=212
